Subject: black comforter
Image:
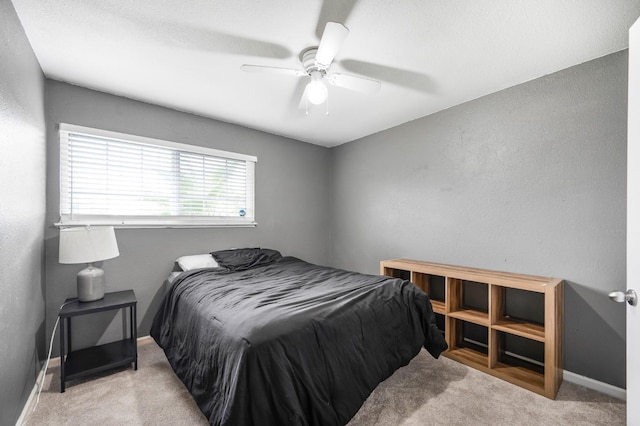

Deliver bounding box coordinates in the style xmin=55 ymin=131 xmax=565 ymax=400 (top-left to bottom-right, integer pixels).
xmin=151 ymin=252 xmax=447 ymax=426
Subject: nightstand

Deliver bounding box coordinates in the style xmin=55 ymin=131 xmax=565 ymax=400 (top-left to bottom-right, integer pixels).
xmin=58 ymin=290 xmax=137 ymax=392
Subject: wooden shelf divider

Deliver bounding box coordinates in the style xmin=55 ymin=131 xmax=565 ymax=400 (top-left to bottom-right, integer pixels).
xmin=447 ymin=309 xmax=490 ymax=326
xmin=430 ymin=300 xmax=446 ymax=315
xmin=380 ymin=259 xmax=563 ymax=399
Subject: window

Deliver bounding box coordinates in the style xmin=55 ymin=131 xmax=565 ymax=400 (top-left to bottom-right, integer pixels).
xmin=58 ymin=124 xmax=256 ymax=227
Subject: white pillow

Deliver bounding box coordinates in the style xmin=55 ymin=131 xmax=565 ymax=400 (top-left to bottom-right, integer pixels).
xmin=176 ymin=254 xmax=219 ymax=271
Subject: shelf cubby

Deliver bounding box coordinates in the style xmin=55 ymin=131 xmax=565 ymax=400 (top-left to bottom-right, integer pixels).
xmin=447 ymin=277 xmax=489 ymax=326
xmin=434 ymin=313 xmax=446 ymax=337
xmin=380 ymin=258 xmax=563 ymax=399
xmin=491 ymin=285 xmax=546 ymax=342
xmin=411 ymin=272 xmax=446 ymax=314
xmin=446 ymin=319 xmax=488 ymax=368
xmin=382 ymin=267 xmax=411 ymax=281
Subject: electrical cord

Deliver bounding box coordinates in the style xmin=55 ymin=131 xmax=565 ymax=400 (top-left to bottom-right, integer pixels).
xmin=32 ymin=298 xmax=77 ymax=413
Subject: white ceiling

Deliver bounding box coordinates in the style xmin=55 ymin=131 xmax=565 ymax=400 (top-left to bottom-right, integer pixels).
xmin=11 ymin=0 xmax=640 ymax=147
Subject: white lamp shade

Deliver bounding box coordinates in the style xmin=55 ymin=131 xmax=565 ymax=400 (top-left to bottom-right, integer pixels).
xmin=59 ymin=226 xmax=120 ymax=264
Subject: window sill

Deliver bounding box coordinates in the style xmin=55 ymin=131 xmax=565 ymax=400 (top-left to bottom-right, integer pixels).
xmin=54 ymin=220 xmax=258 ymax=229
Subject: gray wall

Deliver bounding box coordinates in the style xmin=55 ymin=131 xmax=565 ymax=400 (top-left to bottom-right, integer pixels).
xmin=331 ymin=51 xmax=628 ymax=388
xmin=0 ymin=1 xmax=46 ymax=425
xmin=44 ymin=81 xmax=332 ymax=356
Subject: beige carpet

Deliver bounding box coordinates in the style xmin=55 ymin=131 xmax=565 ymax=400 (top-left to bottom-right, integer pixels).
xmin=24 ymin=339 xmax=625 ymax=425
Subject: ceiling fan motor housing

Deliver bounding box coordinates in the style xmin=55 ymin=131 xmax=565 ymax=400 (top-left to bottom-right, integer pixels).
xmin=301 ymin=47 xmax=327 ymax=74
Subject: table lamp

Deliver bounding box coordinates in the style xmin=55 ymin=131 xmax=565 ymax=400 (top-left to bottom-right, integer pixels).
xmin=59 ymin=226 xmax=120 ymax=302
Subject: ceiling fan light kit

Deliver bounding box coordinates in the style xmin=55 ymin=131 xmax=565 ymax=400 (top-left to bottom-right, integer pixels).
xmin=241 ymin=21 xmax=382 ymax=111
xmin=306 ymin=71 xmax=328 ymax=105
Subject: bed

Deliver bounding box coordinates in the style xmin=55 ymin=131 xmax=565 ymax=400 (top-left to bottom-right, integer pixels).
xmin=151 ymin=248 xmax=448 ymax=425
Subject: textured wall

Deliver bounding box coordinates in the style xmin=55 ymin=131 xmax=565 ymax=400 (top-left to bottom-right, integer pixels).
xmin=331 ymin=52 xmax=628 ymax=388
xmin=0 ymin=1 xmax=46 ymax=425
xmin=44 ymin=81 xmax=332 ymax=356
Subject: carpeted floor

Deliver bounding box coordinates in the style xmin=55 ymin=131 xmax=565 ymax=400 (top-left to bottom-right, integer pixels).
xmin=24 ymin=338 xmax=625 ymax=425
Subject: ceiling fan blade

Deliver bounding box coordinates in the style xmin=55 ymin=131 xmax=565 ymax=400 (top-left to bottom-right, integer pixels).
xmin=241 ymin=64 xmax=306 ymax=77
xmin=198 ymin=32 xmax=291 ymax=59
xmin=315 ymin=0 xmax=359 ymax=39
xmin=315 ymin=22 xmax=349 ymax=69
xmin=328 ymin=73 xmax=381 ymax=95
xmin=339 ymin=59 xmax=436 ymax=93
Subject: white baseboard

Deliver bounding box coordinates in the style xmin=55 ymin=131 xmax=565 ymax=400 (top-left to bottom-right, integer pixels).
xmin=14 ymin=365 xmax=47 ymax=426
xmin=564 ymin=370 xmax=626 ymax=401
xmin=15 ymin=335 xmax=154 ymax=426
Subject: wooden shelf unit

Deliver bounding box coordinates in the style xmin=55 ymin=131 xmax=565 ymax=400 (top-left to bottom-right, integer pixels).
xmin=381 ymin=259 xmax=563 ymax=399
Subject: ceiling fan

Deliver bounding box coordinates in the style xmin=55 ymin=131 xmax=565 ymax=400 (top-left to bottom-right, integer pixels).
xmin=241 ymin=22 xmax=382 ymax=107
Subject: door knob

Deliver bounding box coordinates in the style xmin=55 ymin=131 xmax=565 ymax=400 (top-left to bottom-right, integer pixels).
xmin=608 ymin=289 xmax=638 ymax=306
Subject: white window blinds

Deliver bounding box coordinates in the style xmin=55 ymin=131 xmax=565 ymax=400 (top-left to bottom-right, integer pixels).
xmin=58 ymin=124 xmax=256 ymax=227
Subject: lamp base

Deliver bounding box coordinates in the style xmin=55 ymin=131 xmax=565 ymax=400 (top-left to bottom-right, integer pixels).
xmin=77 ymin=264 xmax=105 ymax=302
